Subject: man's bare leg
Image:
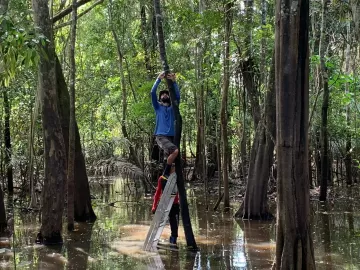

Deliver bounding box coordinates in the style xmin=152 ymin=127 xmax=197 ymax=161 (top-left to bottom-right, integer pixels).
xmin=162 ymin=149 xmax=178 ymax=178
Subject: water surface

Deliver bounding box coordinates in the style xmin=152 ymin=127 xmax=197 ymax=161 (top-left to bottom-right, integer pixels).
xmin=0 ymin=178 xmax=359 ymax=269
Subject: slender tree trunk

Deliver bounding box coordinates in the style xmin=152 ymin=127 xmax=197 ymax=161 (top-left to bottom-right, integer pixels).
xmin=109 ymin=3 xmax=142 ymax=170
xmin=56 ymin=57 xmax=96 ymax=222
xmin=32 ymin=0 xmax=67 ymax=244
xmin=273 ymin=0 xmax=315 ymax=266
xmin=240 ymin=83 xmax=247 ymax=181
xmin=67 ymin=0 xmax=77 ymax=231
xmin=153 ymin=0 xmax=197 ymax=250
xmin=319 ymin=0 xmax=330 ymax=201
xmin=3 ymin=89 xmax=13 ymax=194
xmin=345 ymin=20 xmax=352 ymax=186
xmin=194 ymin=34 xmax=207 ymax=195
xmin=140 ymin=2 xmax=152 ymax=79
xmin=260 ymin=0 xmax=267 ymax=88
xmin=220 ymin=0 xmax=233 ymax=211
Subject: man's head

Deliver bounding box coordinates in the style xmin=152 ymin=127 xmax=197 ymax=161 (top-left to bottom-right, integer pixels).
xmin=159 ymin=89 xmax=170 ymax=104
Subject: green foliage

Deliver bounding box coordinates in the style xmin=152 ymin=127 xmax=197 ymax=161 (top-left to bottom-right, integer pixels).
xmin=0 ymin=10 xmax=41 ymax=86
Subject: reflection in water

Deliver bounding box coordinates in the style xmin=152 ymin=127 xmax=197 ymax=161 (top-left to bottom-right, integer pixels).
xmin=1 ymin=178 xmax=360 ymax=269
xmin=237 ymin=220 xmax=275 ymax=269
xmin=67 ymin=223 xmax=94 ymax=270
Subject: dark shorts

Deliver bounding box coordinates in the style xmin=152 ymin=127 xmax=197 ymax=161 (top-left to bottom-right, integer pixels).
xmin=155 ymin=136 xmax=177 ymax=156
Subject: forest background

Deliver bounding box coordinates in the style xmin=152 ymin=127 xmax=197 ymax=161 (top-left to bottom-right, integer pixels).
xmin=0 ymin=0 xmax=359 ymax=253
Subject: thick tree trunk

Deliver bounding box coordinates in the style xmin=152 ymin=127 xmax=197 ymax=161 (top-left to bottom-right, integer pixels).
xmin=56 ymin=58 xmax=96 ymax=222
xmin=241 ymin=58 xmax=260 ymax=127
xmin=235 ymin=57 xmax=275 ymax=220
xmin=153 ymin=0 xmax=197 ymax=250
xmin=273 ymin=0 xmax=315 ymax=266
xmin=32 ymin=0 xmax=67 ymax=244
xmin=319 ymin=0 xmax=330 ymax=201
xmin=220 ymin=0 xmax=233 ymax=211
xmin=67 ymin=0 xmax=77 ymax=231
xmin=3 ymin=89 xmax=13 ymax=194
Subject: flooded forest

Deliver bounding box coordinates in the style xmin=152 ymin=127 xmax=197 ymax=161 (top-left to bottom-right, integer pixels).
xmin=1 ymin=0 xmax=360 ymax=269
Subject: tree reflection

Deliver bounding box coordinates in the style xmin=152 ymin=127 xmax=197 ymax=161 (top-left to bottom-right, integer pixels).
xmin=66 ymin=222 xmax=94 ymax=270
xmin=236 ymin=220 xmax=274 ymax=269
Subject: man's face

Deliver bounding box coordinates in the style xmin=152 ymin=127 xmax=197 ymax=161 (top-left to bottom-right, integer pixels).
xmin=161 ymin=93 xmax=170 ymax=103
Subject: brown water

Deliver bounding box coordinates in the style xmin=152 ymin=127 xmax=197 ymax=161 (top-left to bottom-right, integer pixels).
xmin=0 ymin=178 xmax=359 ymax=269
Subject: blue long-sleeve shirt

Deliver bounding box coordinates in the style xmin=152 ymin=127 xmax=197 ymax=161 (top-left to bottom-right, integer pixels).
xmin=151 ymin=78 xmax=180 ymax=136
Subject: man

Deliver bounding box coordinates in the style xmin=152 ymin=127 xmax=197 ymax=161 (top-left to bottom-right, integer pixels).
xmin=151 ymin=71 xmax=180 ymax=245
xmin=151 ymin=72 xmax=180 ymax=180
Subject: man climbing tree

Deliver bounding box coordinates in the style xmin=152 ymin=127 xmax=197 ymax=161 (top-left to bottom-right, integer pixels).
xmin=151 ymin=72 xmax=180 ymax=179
xmin=153 ymin=0 xmax=197 ymax=250
xmin=150 ymin=72 xmax=180 ymax=246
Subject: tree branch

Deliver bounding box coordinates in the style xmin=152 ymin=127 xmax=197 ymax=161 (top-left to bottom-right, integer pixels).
xmin=54 ymin=0 xmax=104 ymax=30
xmin=52 ymin=0 xmax=92 ymax=24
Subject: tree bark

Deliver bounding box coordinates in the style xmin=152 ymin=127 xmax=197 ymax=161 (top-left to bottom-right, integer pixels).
xmin=273 ymin=0 xmax=315 ymax=266
xmin=220 ymin=0 xmax=233 ymax=211
xmin=319 ymin=0 xmax=330 ymax=201
xmin=67 ymin=0 xmax=77 ymax=231
xmin=153 ymin=0 xmax=197 ymax=250
xmin=55 ymin=57 xmax=96 ymax=222
xmin=32 ymin=0 xmax=67 ymax=245
xmin=3 ymin=89 xmax=13 ymax=194
xmin=235 ymin=56 xmax=275 ymax=220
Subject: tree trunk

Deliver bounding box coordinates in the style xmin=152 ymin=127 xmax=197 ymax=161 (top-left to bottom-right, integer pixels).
xmin=220 ymin=0 xmax=233 ymax=211
xmin=67 ymin=0 xmax=77 ymax=231
xmin=3 ymin=89 xmax=13 ymax=194
xmin=260 ymin=0 xmax=267 ymax=88
xmin=235 ymin=57 xmax=275 ymax=220
xmin=109 ymin=3 xmax=142 ymax=169
xmin=32 ymin=0 xmax=67 ymax=244
xmin=140 ymin=2 xmax=152 ymax=79
xmin=56 ymin=57 xmax=96 ymax=222
xmin=194 ymin=34 xmax=207 ymax=190
xmin=273 ymin=0 xmax=315 ymax=266
xmin=153 ymin=0 xmax=197 ymax=250
xmin=345 ymin=20 xmax=352 ymax=186
xmin=240 ymin=82 xmax=248 ymax=181
xmin=319 ymin=0 xmax=330 ymax=201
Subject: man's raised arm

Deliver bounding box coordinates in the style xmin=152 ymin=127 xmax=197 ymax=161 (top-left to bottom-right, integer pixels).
xmin=151 ymin=78 xmax=161 ymax=110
